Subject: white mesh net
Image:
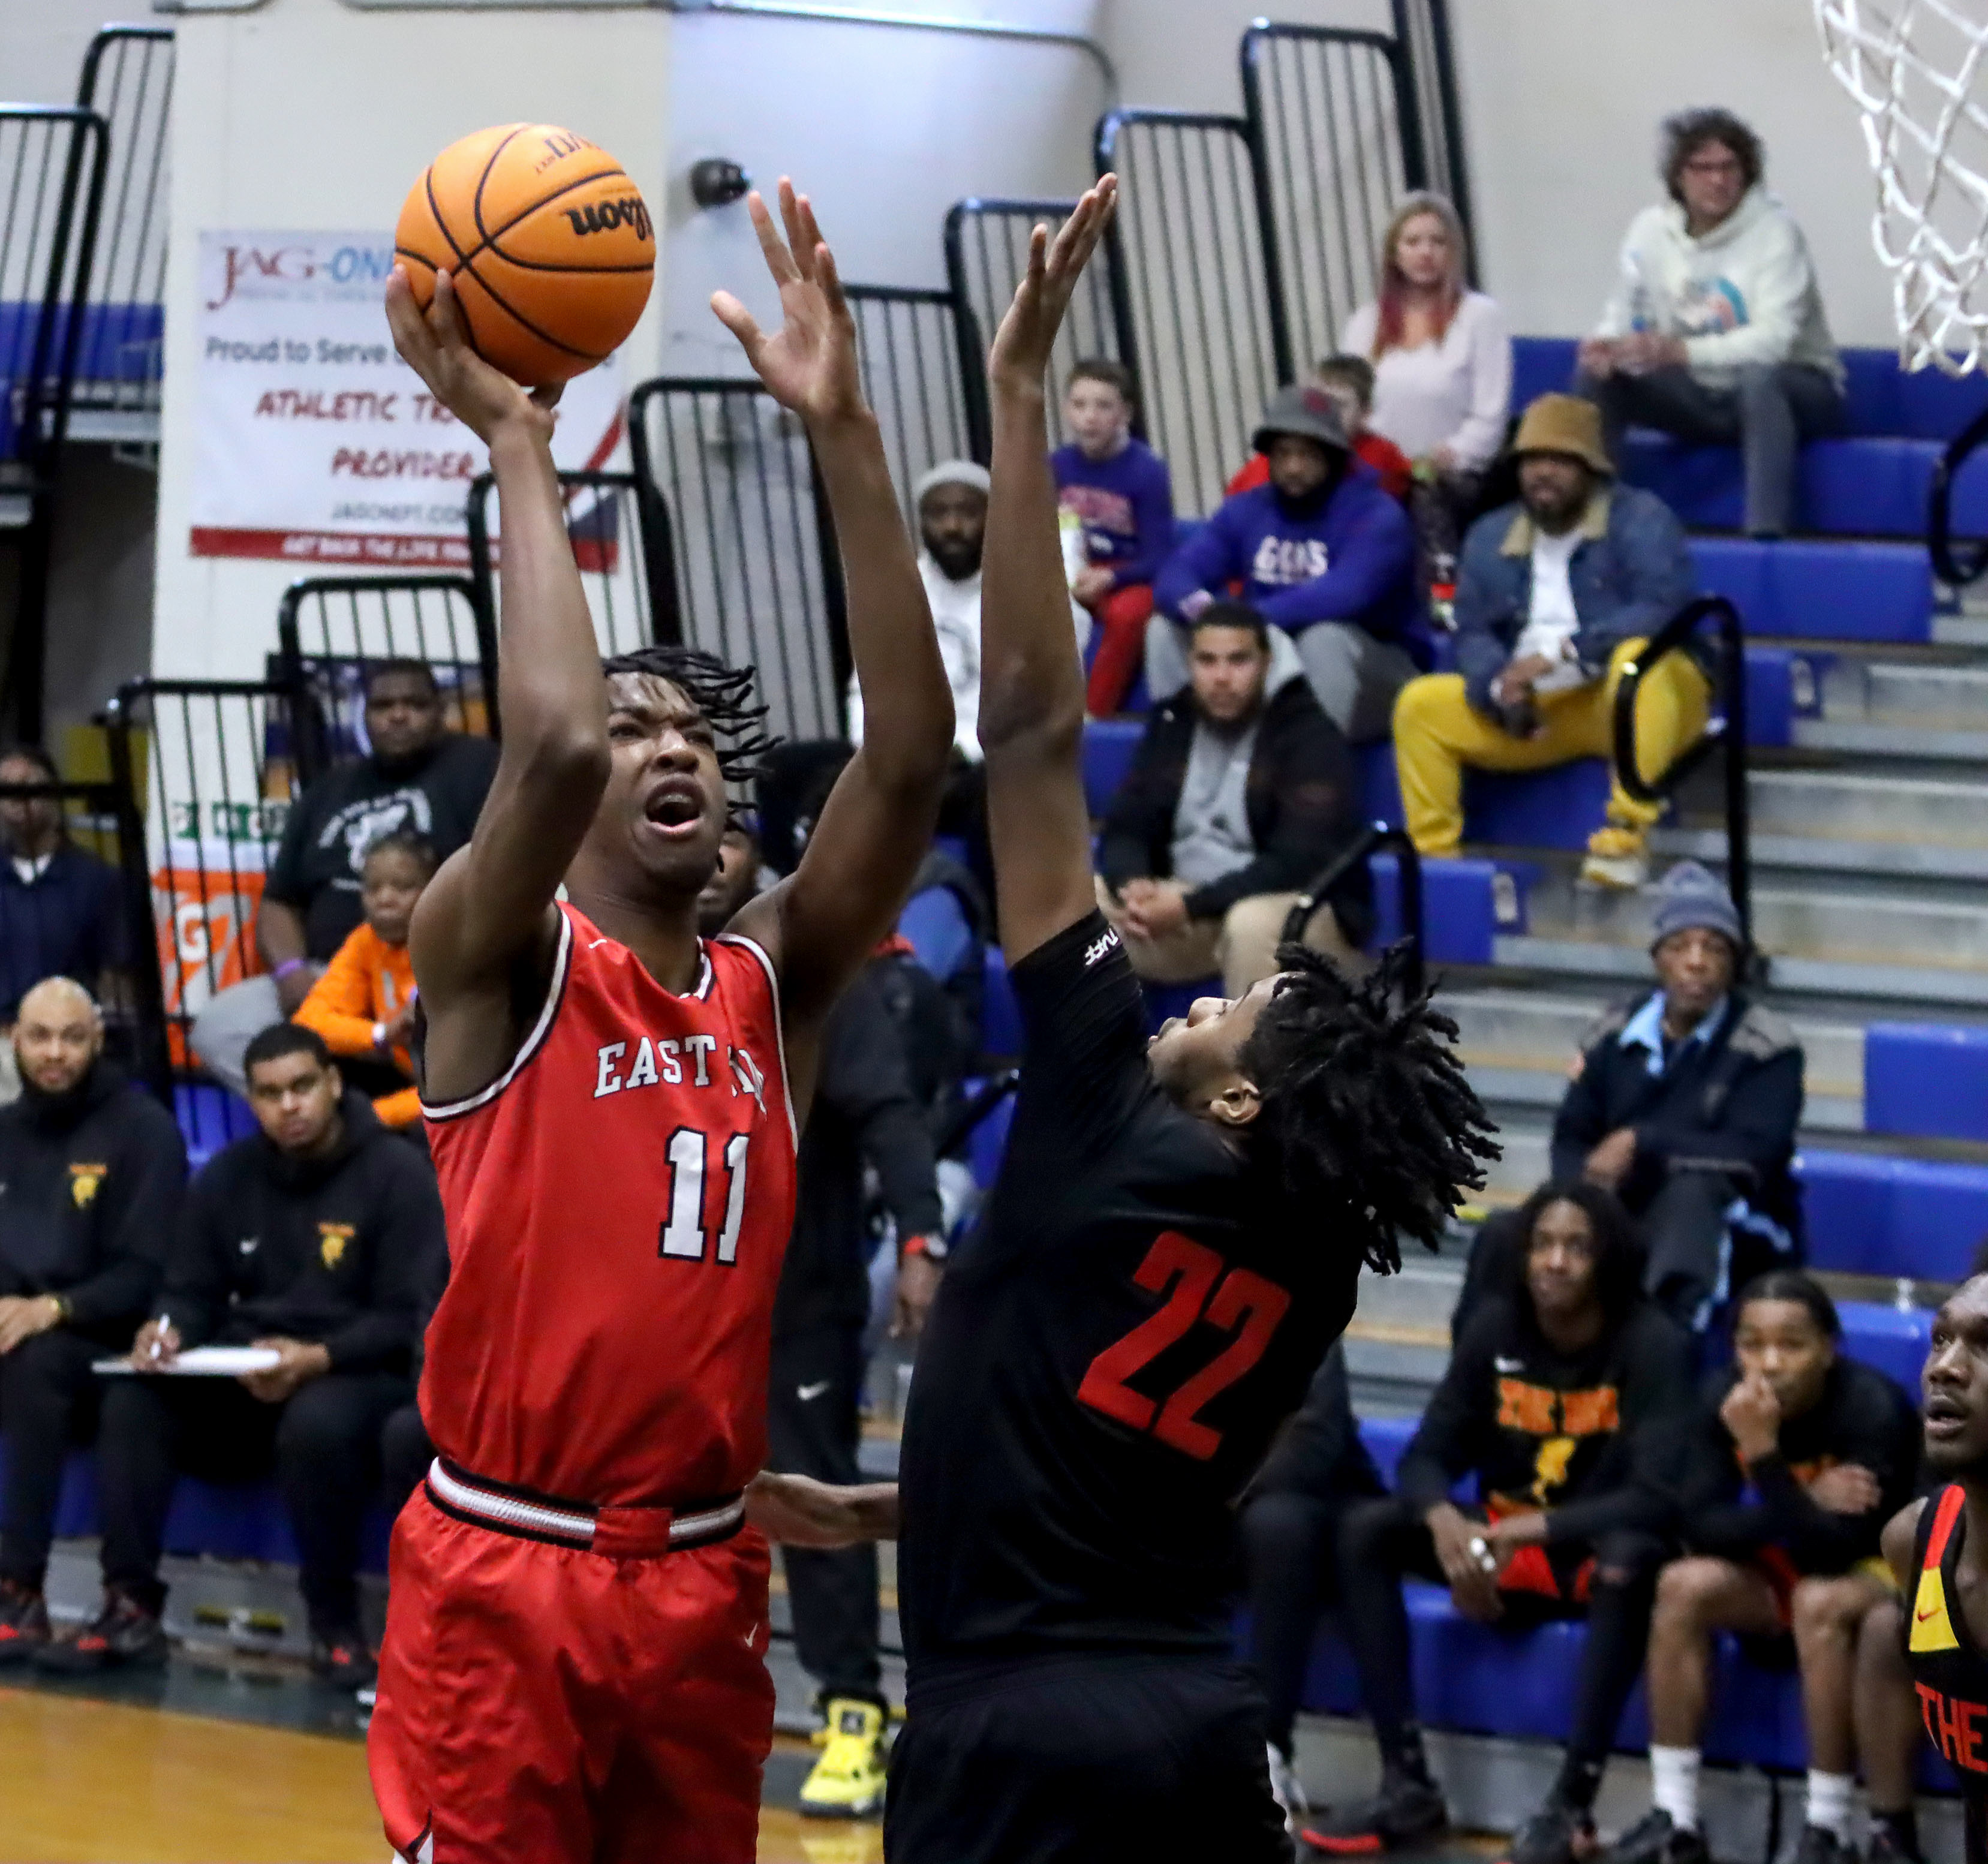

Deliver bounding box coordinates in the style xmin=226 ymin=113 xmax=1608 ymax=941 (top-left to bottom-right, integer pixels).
xmin=1814 ymin=0 xmax=1988 ymax=374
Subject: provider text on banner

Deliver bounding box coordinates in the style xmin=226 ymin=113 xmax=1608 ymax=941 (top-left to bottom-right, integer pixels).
xmin=190 ymin=230 xmax=626 ymax=566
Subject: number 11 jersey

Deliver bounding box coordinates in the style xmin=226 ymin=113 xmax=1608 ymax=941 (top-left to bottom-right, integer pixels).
xmin=419 ymin=901 xmax=797 ymax=1508
xmin=895 ymin=911 xmax=1360 ymax=1669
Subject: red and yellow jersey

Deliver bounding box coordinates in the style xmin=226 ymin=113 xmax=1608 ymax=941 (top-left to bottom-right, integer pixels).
xmin=419 ymin=902 xmax=797 ymax=1507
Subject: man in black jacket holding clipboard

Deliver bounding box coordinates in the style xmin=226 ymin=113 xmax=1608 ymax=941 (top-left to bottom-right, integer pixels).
xmin=41 ymin=1022 xmax=444 ymax=1686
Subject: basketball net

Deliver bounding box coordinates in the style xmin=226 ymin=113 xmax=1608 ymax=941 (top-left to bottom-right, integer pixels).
xmin=1814 ymin=0 xmax=1988 ymax=374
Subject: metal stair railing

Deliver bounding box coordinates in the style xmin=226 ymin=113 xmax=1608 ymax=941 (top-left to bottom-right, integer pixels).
xmin=1611 ymin=594 xmax=1755 ymax=962
xmin=1283 ymin=820 xmax=1425 ymax=999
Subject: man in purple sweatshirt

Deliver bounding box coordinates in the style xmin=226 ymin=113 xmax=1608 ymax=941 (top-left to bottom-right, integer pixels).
xmin=1152 ymin=385 xmax=1428 ymax=742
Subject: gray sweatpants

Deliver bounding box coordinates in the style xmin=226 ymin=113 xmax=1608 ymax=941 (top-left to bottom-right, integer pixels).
xmin=188 ymin=974 xmax=286 ymax=1098
xmin=1145 ymin=617 xmax=1417 ymax=745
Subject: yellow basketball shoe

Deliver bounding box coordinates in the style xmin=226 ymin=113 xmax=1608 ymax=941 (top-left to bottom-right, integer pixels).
xmin=799 ymin=1698 xmax=889 ymax=1819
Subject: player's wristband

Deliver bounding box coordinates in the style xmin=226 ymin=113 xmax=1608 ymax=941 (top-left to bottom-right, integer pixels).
xmin=901 ymin=1233 xmax=949 ymax=1264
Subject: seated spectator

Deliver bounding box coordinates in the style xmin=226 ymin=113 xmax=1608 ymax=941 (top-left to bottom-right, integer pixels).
xmin=191 ymin=662 xmax=498 ymax=1098
xmin=1605 ymin=1273 xmax=1918 ymax=1864
xmin=1228 ymin=355 xmax=1415 ymax=504
xmin=1305 ymin=1183 xmax=1693 ymax=1857
xmin=1341 ymin=193 xmax=1512 ymax=580
xmin=292 ymin=829 xmax=435 ymax=1129
xmin=1575 ymin=108 xmax=1844 ymax=539
xmin=1097 ymin=602 xmax=1368 ymax=996
xmin=1053 ymin=359 xmax=1174 ymax=718
xmin=1546 ymin=861 xmax=1802 ymax=1332
xmin=1240 ymin=1340 xmax=1385 ymax=1832
xmin=1391 ymin=393 xmax=1701 ymax=890
xmin=40 ymin=1024 xmax=444 ymax=1688
xmin=1152 ymin=387 xmax=1425 ymax=742
xmin=0 ymin=979 xmax=184 ymax=1661
xmin=0 ymin=746 xmax=130 ymax=1095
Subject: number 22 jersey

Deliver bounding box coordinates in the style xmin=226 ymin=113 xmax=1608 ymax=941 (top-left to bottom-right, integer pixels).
xmin=896 ymin=911 xmax=1360 ymax=1668
xmin=419 ymin=901 xmax=797 ymax=1508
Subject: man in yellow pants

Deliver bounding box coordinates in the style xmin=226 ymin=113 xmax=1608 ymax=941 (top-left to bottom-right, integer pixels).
xmin=1392 ymin=394 xmax=1705 ymax=889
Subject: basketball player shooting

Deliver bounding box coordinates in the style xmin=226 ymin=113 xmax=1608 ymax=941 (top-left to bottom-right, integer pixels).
xmin=1884 ymin=1274 xmax=1988 ymax=1863
xmin=771 ymin=181 xmax=1499 ymax=1861
xmin=365 ymin=182 xmax=954 ymax=1862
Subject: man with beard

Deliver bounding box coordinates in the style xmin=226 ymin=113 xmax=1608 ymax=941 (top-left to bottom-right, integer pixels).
xmin=0 ymin=977 xmax=184 ymax=1661
xmin=1151 ymin=384 xmax=1427 ymax=742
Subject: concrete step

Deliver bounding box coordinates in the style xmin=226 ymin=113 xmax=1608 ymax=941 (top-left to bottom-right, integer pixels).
xmin=1656 ymin=823 xmax=1988 ymax=882
xmin=1742 ymin=767 xmax=1988 ymax=847
xmin=1822 ymin=654 xmax=1988 ymax=728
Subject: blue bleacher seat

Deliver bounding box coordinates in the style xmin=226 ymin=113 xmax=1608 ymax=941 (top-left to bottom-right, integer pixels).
xmin=1798 ymin=1149 xmax=1988 ymax=1283
xmin=962 ymin=1081 xmax=1015 ymax=1193
xmin=1866 ymin=1023 xmax=1988 ymax=1144
xmin=1081 ymin=718 xmax=1143 ymax=819
xmin=174 ymin=1081 xmax=257 ymax=1169
xmin=1692 ymin=537 xmax=1933 ymax=643
xmin=1837 ymin=1300 xmax=1931 ymax=1397
xmin=899 ymin=883 xmax=975 ymax=982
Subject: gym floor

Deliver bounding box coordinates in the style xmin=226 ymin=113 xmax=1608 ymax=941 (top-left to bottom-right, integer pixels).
xmin=1 ymin=1663 xmax=886 ymax=1863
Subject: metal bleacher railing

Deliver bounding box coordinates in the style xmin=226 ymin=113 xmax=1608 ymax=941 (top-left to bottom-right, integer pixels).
xmin=845 ymin=282 xmax=990 ymax=504
xmin=0 ymin=103 xmax=110 ymax=741
xmin=104 ymin=673 xmax=314 ymax=1098
xmin=1929 ymin=399 xmax=1988 ymax=587
xmin=70 ymin=25 xmax=173 ymax=446
xmin=1283 ymin=821 xmax=1426 ymax=1000
xmin=628 ymin=374 xmax=849 ymax=740
xmin=1612 ymin=594 xmax=1756 ymax=962
xmin=944 ymin=197 xmax=1124 ymax=452
xmin=275 ymin=572 xmax=494 ymax=757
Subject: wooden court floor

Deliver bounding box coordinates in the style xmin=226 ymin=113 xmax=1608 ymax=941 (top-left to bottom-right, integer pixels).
xmin=0 ymin=1688 xmax=882 ymax=1863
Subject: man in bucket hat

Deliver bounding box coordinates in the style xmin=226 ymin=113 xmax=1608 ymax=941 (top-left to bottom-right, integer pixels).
xmin=1391 ymin=393 xmax=1701 ymax=889
xmin=1151 ymin=384 xmax=1427 ymax=742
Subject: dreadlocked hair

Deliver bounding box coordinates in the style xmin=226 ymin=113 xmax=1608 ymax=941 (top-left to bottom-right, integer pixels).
xmin=600 ymin=644 xmax=778 ymax=794
xmin=1237 ymin=940 xmax=1500 ymax=1277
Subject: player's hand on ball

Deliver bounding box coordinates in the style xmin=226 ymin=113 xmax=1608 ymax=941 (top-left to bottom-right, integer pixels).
xmin=710 ymin=179 xmax=865 ymax=428
xmin=988 ymin=176 xmax=1117 ymax=393
xmin=385 ymin=266 xmax=561 ymax=446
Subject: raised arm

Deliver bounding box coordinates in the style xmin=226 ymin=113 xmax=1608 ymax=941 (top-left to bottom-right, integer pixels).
xmin=384 ymin=270 xmax=609 ymax=1101
xmin=976 ymin=179 xmax=1118 ymax=964
xmin=721 ymin=185 xmax=955 ymax=1095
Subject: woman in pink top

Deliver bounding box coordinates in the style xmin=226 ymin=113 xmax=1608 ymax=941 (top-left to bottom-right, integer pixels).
xmin=1342 ymin=193 xmax=1512 ymax=598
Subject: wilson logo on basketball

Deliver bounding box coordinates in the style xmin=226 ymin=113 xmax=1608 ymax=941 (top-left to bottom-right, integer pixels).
xmin=566 ymin=197 xmax=652 ymax=242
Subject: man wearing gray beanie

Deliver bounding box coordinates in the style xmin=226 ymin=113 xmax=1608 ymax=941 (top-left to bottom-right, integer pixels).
xmin=1457 ymin=862 xmax=1803 ymax=1337
xmin=1542 ymin=859 xmax=1804 ymax=1329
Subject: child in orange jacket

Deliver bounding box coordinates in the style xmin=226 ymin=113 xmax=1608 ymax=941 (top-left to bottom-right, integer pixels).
xmin=293 ymin=829 xmax=433 ymax=1128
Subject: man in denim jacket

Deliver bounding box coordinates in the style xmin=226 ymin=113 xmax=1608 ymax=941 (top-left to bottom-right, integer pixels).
xmin=1391 ymin=394 xmax=1699 ymax=889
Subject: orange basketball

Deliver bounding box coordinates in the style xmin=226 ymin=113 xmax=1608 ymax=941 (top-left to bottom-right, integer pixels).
xmin=395 ymin=123 xmax=654 ymax=387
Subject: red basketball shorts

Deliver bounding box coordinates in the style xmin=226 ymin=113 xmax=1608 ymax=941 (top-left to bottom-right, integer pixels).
xmin=367 ymin=1487 xmax=775 ymax=1863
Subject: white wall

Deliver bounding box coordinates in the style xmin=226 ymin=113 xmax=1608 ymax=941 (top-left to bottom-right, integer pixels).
xmin=1452 ymin=0 xmax=1887 ymax=345
xmin=661 ymin=4 xmax=1105 ymax=377
xmin=151 ymin=0 xmax=670 ymax=680
xmin=2 ymin=0 xmax=123 ymax=106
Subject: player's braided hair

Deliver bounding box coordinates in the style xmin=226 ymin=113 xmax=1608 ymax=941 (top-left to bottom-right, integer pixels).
xmin=1237 ymin=940 xmax=1499 ymax=1277
xmin=600 ymin=644 xmax=777 ymax=792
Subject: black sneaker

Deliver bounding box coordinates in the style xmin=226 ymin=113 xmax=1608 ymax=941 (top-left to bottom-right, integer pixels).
xmin=1302 ymin=1776 xmax=1448 ymax=1854
xmin=1602 ymin=1811 xmax=1710 ymax=1864
xmin=1789 ymin=1830 xmax=1853 ymax=1864
xmin=310 ymin=1627 xmax=378 ymax=1691
xmin=1864 ymin=1821 xmax=1924 ymax=1864
xmin=0 ymin=1579 xmax=49 ymax=1665
xmin=36 ymin=1589 xmax=168 ymax=1673
xmin=1508 ymin=1802 xmax=1599 ymax=1864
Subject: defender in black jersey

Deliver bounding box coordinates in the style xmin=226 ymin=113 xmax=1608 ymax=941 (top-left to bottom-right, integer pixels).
xmin=1885 ymin=1273 xmax=1988 ymax=1864
xmin=877 ymin=182 xmax=1496 ymax=1864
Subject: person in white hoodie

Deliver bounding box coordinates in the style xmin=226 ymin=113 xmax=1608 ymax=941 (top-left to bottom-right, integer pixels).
xmin=1575 ymin=108 xmax=1845 ymax=538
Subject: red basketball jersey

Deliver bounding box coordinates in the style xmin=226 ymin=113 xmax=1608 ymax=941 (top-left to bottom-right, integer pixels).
xmin=419 ymin=903 xmax=797 ymax=1507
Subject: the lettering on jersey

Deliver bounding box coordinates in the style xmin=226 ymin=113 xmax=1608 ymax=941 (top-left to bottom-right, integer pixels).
xmin=1496 ymin=1379 xmax=1622 ymax=1441
xmin=1250 ymin=535 xmax=1330 ymax=587
xmin=1917 ymin=1682 xmax=1988 ymax=1772
xmin=593 ymin=1035 xmax=748 ymax=1100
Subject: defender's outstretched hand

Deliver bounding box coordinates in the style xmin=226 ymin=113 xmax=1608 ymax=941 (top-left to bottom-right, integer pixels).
xmin=384 ymin=267 xmax=560 ymax=445
xmin=711 ymin=181 xmax=865 ymax=427
xmin=987 ymin=176 xmax=1117 ymax=394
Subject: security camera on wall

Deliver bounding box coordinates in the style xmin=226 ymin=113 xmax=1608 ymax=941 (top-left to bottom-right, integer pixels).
xmin=689 ymin=158 xmax=751 ymax=211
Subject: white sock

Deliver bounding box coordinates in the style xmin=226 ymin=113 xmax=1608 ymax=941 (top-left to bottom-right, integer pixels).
xmin=1807 ymin=1770 xmax=1855 ymax=1841
xmin=1650 ymin=1746 xmax=1703 ymax=1833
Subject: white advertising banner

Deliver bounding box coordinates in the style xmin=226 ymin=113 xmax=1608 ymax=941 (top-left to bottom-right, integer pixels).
xmin=190 ymin=230 xmax=628 ymax=566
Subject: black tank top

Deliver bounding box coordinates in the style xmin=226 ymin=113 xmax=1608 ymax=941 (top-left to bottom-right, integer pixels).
xmin=1906 ymin=1484 xmax=1988 ymax=1859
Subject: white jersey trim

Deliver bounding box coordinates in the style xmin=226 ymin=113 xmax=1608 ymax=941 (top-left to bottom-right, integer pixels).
xmin=716 ymin=932 xmax=796 ymax=1150
xmin=419 ymin=907 xmax=575 ymax=1122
